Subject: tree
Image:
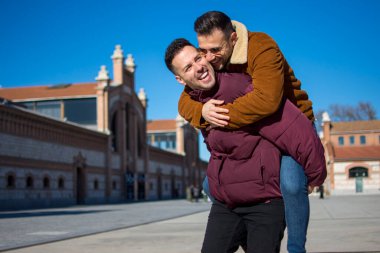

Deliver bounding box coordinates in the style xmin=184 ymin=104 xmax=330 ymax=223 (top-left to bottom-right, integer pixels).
xmin=316 ymin=101 xmax=377 ymax=123
xmin=357 ymin=102 xmax=377 ymax=120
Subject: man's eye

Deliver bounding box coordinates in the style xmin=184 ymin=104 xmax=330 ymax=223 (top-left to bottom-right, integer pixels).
xmin=195 ymin=56 xmax=202 ymax=62
xmin=210 ymin=48 xmax=221 ymax=53
xmin=200 ymin=49 xmax=207 ymax=54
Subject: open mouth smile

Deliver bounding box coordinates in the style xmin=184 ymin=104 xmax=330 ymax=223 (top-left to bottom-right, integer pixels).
xmin=199 ymin=70 xmax=209 ymax=80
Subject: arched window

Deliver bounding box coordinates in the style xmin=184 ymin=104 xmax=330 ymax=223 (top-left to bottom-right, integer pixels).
xmin=111 ymin=112 xmax=118 ymax=151
xmin=94 ymin=179 xmax=99 ymax=190
xmin=58 ymin=177 xmax=65 ymax=189
xmin=26 ymin=175 xmax=34 ymax=188
xmin=125 ymin=103 xmax=130 ymax=150
xmin=6 ymin=174 xmax=15 ymax=189
xmin=137 ymin=127 xmax=142 ymax=157
xmin=43 ymin=176 xmax=50 ymax=189
xmin=349 ymin=167 xmax=369 ymax=178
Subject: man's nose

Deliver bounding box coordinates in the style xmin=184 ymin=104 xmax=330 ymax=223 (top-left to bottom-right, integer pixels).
xmin=194 ymin=62 xmax=203 ymax=71
xmin=205 ymin=51 xmax=215 ymax=62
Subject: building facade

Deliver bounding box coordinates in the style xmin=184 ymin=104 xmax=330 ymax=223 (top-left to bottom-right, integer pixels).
xmin=147 ymin=116 xmax=207 ymax=198
xmin=0 ymin=45 xmax=206 ymax=210
xmin=321 ymin=113 xmax=380 ymax=195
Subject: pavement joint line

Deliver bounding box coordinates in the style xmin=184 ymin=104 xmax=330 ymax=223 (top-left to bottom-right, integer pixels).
xmin=322 ymin=202 xmax=336 ymax=219
xmin=0 ymin=209 xmax=210 ymax=252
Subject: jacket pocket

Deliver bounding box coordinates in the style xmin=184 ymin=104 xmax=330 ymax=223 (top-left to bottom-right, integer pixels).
xmin=259 ymin=146 xmax=282 ymax=196
xmin=220 ymin=155 xmax=266 ymax=204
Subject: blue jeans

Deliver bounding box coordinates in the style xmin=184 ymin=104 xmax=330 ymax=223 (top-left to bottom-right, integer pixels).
xmin=202 ymin=176 xmax=215 ymax=202
xmin=280 ymin=155 xmax=309 ymax=253
xmin=202 ymin=155 xmax=309 ymax=253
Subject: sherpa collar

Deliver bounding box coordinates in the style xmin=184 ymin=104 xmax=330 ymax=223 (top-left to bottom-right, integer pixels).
xmin=230 ymin=20 xmax=248 ymax=65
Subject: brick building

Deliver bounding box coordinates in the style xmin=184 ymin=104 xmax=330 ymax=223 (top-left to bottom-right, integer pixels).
xmin=147 ymin=116 xmax=207 ymax=199
xmin=0 ymin=45 xmax=206 ymax=210
xmin=321 ymin=112 xmax=380 ymax=195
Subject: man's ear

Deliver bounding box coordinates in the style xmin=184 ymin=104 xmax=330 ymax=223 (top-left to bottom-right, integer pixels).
xmin=230 ymin=31 xmax=238 ymax=46
xmin=175 ymin=75 xmax=186 ymax=86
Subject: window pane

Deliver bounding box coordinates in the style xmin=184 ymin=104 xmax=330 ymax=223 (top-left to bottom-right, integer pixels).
xmin=338 ymin=136 xmax=344 ymax=145
xmin=172 ymin=140 xmax=176 ymax=149
xmin=349 ymin=167 xmax=368 ymax=178
xmin=18 ymin=102 xmax=34 ymax=110
xmin=26 ymin=176 xmax=34 ymax=188
xmin=64 ymin=98 xmax=96 ymax=125
xmin=43 ymin=177 xmax=50 ymax=189
xmin=360 ymin=136 xmax=366 ymax=144
xmin=111 ymin=112 xmax=118 ymax=151
xmin=349 ymin=136 xmax=354 ymax=145
xmin=58 ymin=178 xmax=65 ymax=189
xmin=125 ymin=103 xmax=130 ymax=150
xmin=148 ymin=132 xmax=176 ymax=151
xmin=36 ymin=101 xmax=61 ymax=119
xmin=7 ymin=175 xmax=15 ymax=188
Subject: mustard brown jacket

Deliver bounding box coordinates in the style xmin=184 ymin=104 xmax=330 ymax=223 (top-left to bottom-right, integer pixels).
xmin=178 ymin=21 xmax=314 ymax=129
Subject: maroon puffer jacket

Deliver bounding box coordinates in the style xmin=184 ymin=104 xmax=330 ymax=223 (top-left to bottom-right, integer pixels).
xmin=188 ymin=72 xmax=326 ymax=208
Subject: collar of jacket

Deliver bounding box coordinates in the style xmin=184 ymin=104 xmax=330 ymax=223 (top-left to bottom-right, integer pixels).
xmin=230 ymin=20 xmax=248 ymax=65
xmin=186 ymin=82 xmax=219 ymax=103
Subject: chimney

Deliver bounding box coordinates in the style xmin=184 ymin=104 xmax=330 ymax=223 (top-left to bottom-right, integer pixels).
xmin=125 ymin=54 xmax=136 ymax=73
xmin=322 ymin=112 xmax=331 ymax=143
xmin=111 ymin=45 xmax=124 ymax=86
xmin=95 ymin=65 xmax=110 ymax=133
xmin=138 ymin=88 xmax=147 ymax=108
xmin=95 ymin=65 xmax=110 ymax=88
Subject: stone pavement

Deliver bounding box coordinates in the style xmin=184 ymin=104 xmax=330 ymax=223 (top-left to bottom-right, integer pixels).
xmin=0 ymin=199 xmax=210 ymax=251
xmin=1 ymin=195 xmax=380 ymax=253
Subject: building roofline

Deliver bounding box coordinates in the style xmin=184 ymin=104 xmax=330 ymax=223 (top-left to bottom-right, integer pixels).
xmin=12 ymin=95 xmax=97 ymax=102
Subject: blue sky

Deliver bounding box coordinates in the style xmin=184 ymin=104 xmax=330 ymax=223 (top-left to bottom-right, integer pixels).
xmin=1 ymin=0 xmax=379 ymax=160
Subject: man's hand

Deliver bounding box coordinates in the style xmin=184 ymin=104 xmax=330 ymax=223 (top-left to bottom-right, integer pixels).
xmin=308 ymin=185 xmax=315 ymax=194
xmin=202 ymin=99 xmax=230 ymax=127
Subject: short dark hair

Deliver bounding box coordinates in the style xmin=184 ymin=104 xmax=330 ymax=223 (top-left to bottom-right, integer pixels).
xmin=164 ymin=38 xmax=194 ymax=74
xmin=194 ymin=11 xmax=235 ymax=38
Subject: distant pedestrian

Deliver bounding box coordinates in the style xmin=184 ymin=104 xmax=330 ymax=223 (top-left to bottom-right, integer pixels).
xmin=319 ymin=185 xmax=325 ymax=199
xmin=190 ymin=185 xmax=195 ymax=202
xmin=187 ymin=185 xmax=193 ymax=202
xmin=194 ymin=186 xmax=200 ymax=202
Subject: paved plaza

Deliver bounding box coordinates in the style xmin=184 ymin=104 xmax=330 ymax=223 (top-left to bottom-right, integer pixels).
xmin=0 ymin=194 xmax=379 ymax=253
